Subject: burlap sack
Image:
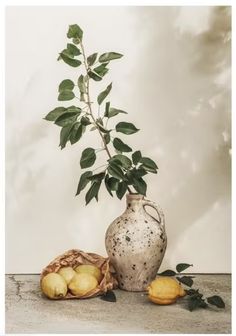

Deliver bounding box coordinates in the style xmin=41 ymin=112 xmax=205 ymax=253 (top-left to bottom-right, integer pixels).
xmin=40 ymin=249 xmax=118 ymax=299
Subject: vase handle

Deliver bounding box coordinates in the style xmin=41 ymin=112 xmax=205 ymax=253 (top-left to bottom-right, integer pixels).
xmin=142 ymin=199 xmax=165 ymax=228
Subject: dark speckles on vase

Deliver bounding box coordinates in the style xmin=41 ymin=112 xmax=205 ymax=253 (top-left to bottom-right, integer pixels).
xmin=125 ymin=236 xmax=131 ymax=242
xmin=160 ymin=248 xmax=163 ymax=253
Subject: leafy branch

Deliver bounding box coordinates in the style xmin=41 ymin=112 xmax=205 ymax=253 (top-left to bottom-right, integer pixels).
xmin=44 ymin=24 xmax=159 ymax=204
xmin=159 ymin=263 xmax=225 ymax=312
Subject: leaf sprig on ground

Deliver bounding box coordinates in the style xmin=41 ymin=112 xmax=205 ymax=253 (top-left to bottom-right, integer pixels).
xmin=159 ymin=263 xmax=225 ymax=311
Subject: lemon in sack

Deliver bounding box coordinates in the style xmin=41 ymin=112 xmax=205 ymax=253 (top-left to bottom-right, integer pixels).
xmin=75 ymin=264 xmax=102 ymax=283
xmin=68 ymin=273 xmax=98 ymax=296
xmin=41 ymin=272 xmax=67 ymax=299
xmin=58 ymin=266 xmax=76 ymax=285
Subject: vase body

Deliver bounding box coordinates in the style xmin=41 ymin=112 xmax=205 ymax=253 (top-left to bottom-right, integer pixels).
xmin=105 ymin=194 xmax=167 ymax=291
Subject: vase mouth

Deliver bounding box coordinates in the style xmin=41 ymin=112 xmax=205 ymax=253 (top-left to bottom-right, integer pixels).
xmin=126 ymin=193 xmax=144 ymax=201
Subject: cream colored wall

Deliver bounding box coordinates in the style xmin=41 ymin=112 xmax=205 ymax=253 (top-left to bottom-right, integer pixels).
xmin=6 ymin=6 xmax=231 ymax=273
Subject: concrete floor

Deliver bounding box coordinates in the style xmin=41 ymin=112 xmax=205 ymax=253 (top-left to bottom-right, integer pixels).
xmin=5 ymin=274 xmax=231 ymax=334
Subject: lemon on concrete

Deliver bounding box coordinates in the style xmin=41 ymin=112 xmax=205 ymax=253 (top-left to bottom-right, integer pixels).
xmin=41 ymin=272 xmax=67 ymax=299
xmin=75 ymin=264 xmax=102 ymax=283
xmin=147 ymin=277 xmax=186 ymax=305
xmin=58 ymin=266 xmax=76 ymax=285
xmin=68 ymin=273 xmax=98 ymax=296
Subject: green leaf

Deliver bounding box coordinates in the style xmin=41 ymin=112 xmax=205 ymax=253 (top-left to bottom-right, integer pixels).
xmin=94 ymin=63 xmax=109 ymax=77
xmin=77 ymin=75 xmax=86 ymax=94
xmin=139 ymin=164 xmax=157 ymax=174
xmin=176 ymin=263 xmax=193 ymax=273
xmin=105 ymin=102 xmax=110 ymax=116
xmin=176 ymin=276 xmax=194 ymax=287
xmin=70 ymin=122 xmax=84 ymax=144
xmin=58 ymin=79 xmax=74 ymax=92
xmin=87 ymin=172 xmax=105 ymax=182
xmin=132 ymin=151 xmax=142 ymax=165
xmin=133 ymin=177 xmax=147 ymax=196
xmin=58 ymin=48 xmax=72 ymax=59
xmin=76 ymin=171 xmax=92 ymax=195
xmin=100 ymin=290 xmax=116 ymax=302
xmin=59 ymin=123 xmax=74 ymax=149
xmin=85 ymin=180 xmax=102 ymax=205
xmin=105 ymin=174 xmax=113 ymax=197
xmin=113 ymin=138 xmax=132 ymax=153
xmin=105 ymin=107 xmax=128 ymax=118
xmin=67 ymin=24 xmax=83 ymax=40
xmin=80 ymin=148 xmax=96 ymax=169
xmin=44 ymin=107 xmax=67 ymax=121
xmin=104 ymin=133 xmax=110 ymax=144
xmin=97 ymin=83 xmax=112 ymax=105
xmin=140 ymin=157 xmax=158 ymax=170
xmin=88 ymin=70 xmax=102 ymax=81
xmin=109 ymin=154 xmax=132 ymax=170
xmin=87 ymin=53 xmax=98 ymax=66
xmin=90 ymin=125 xmax=97 ymax=131
xmin=58 ymin=89 xmax=75 ymax=101
xmin=133 ymin=167 xmax=148 ymax=178
xmin=188 ymin=297 xmax=207 ymax=312
xmin=99 ymin=52 xmax=123 ymax=62
xmin=186 ymin=289 xmax=200 ymax=296
xmin=55 ymin=112 xmax=79 ymax=127
xmin=106 ymin=177 xmax=119 ymax=191
xmin=60 ymin=52 xmax=82 ymax=67
xmin=67 ymin=106 xmax=81 ymax=113
xmin=67 ymin=43 xmax=81 ymax=56
xmin=159 ymin=270 xmax=176 ymax=276
xmin=125 ymin=168 xmax=146 ymax=185
xmin=116 ymin=122 xmax=139 ymax=135
xmin=116 ymin=181 xmax=127 ymax=200
xmin=107 ymin=163 xmax=124 ymax=180
xmin=81 ymin=116 xmax=91 ymax=126
xmin=207 ymin=295 xmax=225 ymax=308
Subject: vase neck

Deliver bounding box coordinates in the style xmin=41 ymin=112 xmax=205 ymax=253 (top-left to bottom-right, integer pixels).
xmin=126 ymin=194 xmax=144 ymax=210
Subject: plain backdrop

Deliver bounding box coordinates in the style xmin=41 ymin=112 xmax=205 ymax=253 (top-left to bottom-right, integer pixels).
xmin=5 ymin=6 xmax=231 ymax=273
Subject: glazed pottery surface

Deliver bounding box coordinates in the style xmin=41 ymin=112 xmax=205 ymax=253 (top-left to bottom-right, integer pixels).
xmin=105 ymin=194 xmax=167 ymax=291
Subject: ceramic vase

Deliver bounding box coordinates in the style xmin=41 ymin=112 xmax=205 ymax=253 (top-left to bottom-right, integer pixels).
xmin=105 ymin=193 xmax=167 ymax=291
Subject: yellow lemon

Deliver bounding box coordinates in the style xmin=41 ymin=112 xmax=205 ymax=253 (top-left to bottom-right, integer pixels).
xmin=75 ymin=264 xmax=102 ymax=283
xmin=58 ymin=267 xmax=76 ymax=285
xmin=147 ymin=277 xmax=186 ymax=305
xmin=68 ymin=273 xmax=98 ymax=297
xmin=41 ymin=272 xmax=67 ymax=299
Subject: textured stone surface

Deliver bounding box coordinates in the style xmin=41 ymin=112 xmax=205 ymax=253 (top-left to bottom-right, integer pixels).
xmin=6 ymin=274 xmax=231 ymax=334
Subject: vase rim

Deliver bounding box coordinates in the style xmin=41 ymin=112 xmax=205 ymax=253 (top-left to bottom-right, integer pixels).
xmin=126 ymin=193 xmax=144 ymax=200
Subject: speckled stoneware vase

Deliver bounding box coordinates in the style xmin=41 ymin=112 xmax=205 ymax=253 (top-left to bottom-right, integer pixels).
xmin=105 ymin=193 xmax=167 ymax=291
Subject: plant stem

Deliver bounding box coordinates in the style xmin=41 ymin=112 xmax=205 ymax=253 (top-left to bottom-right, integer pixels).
xmin=80 ymin=42 xmax=112 ymax=159
xmin=80 ymin=41 xmax=132 ymax=194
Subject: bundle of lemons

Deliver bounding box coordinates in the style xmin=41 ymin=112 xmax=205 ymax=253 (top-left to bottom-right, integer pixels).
xmin=41 ymin=265 xmax=102 ymax=299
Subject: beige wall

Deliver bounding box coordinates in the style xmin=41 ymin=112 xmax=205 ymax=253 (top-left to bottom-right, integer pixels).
xmin=6 ymin=6 xmax=231 ymax=273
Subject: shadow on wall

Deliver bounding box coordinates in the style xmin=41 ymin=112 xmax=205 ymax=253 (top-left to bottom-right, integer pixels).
xmin=129 ymin=6 xmax=231 ymax=267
